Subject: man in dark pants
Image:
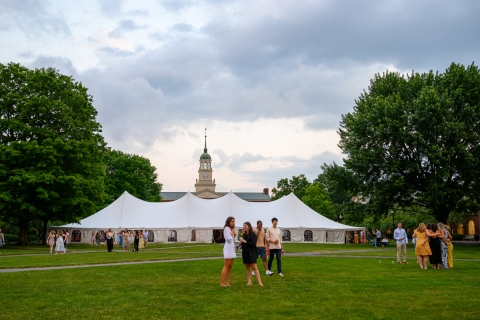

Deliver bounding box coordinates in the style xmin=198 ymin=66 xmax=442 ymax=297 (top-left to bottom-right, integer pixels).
xmin=266 ymin=217 xmax=284 ymax=277
xmin=375 ymin=229 xmax=382 ymax=248
xmin=254 ymin=220 xmax=269 ymax=276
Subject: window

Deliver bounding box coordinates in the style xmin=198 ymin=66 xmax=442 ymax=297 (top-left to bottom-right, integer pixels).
xmin=468 ymin=220 xmax=475 ymax=236
xmin=168 ymin=230 xmax=177 ymax=242
xmin=71 ymin=230 xmax=82 ymax=242
xmin=191 ymin=229 xmax=198 ymax=242
xmin=208 ymin=162 xmax=211 ymax=169
xmin=304 ymin=230 xmax=313 ymax=242
xmin=457 ymin=223 xmax=464 ymax=235
xmin=147 ymin=230 xmax=154 ymax=242
xmin=282 ymin=230 xmax=291 ymax=242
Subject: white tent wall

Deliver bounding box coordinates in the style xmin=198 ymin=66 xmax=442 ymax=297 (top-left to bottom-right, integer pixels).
xmin=54 ymin=191 xmax=364 ymax=244
xmin=312 ymin=230 xmax=327 ymax=243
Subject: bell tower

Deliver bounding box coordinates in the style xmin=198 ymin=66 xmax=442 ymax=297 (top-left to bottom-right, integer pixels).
xmin=195 ymin=128 xmax=216 ymax=193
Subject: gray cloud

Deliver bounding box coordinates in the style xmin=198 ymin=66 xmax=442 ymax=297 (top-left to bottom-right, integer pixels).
xmin=97 ymin=46 xmax=144 ymax=57
xmin=0 ymin=0 xmax=70 ymax=36
xmin=172 ymin=23 xmax=193 ymax=33
xmin=29 ymin=56 xmax=77 ymax=76
xmin=109 ymin=19 xmax=146 ymax=38
xmin=160 ymin=0 xmax=194 ymax=12
xmin=99 ymin=0 xmax=124 ymax=18
xmin=5 ymin=0 xmax=480 ymax=153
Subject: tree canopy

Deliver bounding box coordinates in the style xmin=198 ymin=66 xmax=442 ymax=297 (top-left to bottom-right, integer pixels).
xmin=103 ymin=149 xmax=162 ymax=205
xmin=0 ymin=63 xmax=106 ymax=244
xmin=271 ymin=174 xmax=311 ymax=201
xmin=339 ymin=62 xmax=480 ymax=223
xmin=301 ymin=183 xmax=335 ymax=220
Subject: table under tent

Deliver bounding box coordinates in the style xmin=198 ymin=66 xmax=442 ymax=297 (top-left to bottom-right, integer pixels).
xmin=54 ymin=191 xmax=364 ymax=244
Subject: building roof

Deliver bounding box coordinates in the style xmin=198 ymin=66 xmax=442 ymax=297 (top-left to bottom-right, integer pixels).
xmin=161 ymin=191 xmax=270 ymax=201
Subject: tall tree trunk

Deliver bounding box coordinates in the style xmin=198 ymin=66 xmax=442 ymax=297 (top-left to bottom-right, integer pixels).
xmin=42 ymin=218 xmax=48 ymax=245
xmin=17 ymin=219 xmax=30 ymax=246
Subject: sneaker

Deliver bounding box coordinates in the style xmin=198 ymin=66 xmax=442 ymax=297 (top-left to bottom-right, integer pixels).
xmin=278 ymin=273 xmax=284 ymax=277
xmin=252 ymin=271 xmax=255 ymax=276
xmin=266 ymin=270 xmax=272 ymax=276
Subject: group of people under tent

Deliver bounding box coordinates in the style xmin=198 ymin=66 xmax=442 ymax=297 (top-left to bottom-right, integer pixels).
xmin=91 ymin=229 xmax=151 ymax=253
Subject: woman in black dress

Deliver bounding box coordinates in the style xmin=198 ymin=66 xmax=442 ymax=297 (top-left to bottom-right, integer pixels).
xmin=133 ymin=230 xmax=140 ymax=252
xmin=240 ymin=222 xmax=264 ymax=286
xmin=426 ymin=223 xmax=442 ymax=269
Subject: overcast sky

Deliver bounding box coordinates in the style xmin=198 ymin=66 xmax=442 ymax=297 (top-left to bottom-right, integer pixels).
xmin=1 ymin=0 xmax=479 ymax=192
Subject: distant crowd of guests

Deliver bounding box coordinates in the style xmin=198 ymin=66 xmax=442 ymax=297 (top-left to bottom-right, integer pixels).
xmin=46 ymin=229 xmax=70 ymax=254
xmin=90 ymin=229 xmax=150 ymax=252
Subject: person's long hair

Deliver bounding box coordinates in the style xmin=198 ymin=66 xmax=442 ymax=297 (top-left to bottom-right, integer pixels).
xmin=243 ymin=222 xmax=253 ymax=235
xmin=417 ymin=223 xmax=426 ymax=233
xmin=224 ymin=217 xmax=235 ymax=229
xmin=437 ymin=222 xmax=446 ymax=232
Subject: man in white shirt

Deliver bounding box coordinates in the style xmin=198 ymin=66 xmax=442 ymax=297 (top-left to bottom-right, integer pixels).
xmin=266 ymin=217 xmax=284 ymax=277
xmin=393 ymin=222 xmax=408 ymax=264
xmin=143 ymin=229 xmax=149 ymax=247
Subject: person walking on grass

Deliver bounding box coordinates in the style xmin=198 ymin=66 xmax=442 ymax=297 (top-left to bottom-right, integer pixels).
xmin=122 ymin=229 xmax=130 ymax=252
xmin=143 ymin=229 xmax=149 ymax=248
xmin=133 ymin=230 xmax=140 ymax=252
xmin=138 ymin=230 xmax=144 ymax=250
xmin=375 ymin=229 xmax=382 ymax=247
xmin=95 ymin=231 xmax=101 ymax=246
xmin=63 ymin=229 xmax=69 ymax=253
xmin=0 ymin=228 xmax=4 ymax=248
xmin=220 ymin=216 xmax=236 ymax=287
xmin=47 ymin=230 xmax=56 ymax=253
xmin=90 ymin=231 xmax=95 ymax=247
xmin=55 ymin=230 xmax=65 ymax=254
xmin=266 ymin=217 xmax=284 ymax=277
xmin=252 ymin=220 xmax=268 ymax=276
xmin=240 ymin=222 xmax=264 ymax=287
xmin=412 ymin=223 xmax=431 ymax=269
xmin=394 ymin=222 xmax=408 ymax=264
xmin=106 ymin=228 xmax=114 ymax=252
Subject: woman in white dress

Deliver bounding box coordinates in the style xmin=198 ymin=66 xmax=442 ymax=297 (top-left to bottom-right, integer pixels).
xmin=55 ymin=230 xmax=65 ymax=254
xmin=220 ymin=216 xmax=236 ymax=287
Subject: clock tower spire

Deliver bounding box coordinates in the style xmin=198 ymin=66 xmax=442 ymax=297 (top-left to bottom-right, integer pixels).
xmin=195 ymin=128 xmax=216 ymax=193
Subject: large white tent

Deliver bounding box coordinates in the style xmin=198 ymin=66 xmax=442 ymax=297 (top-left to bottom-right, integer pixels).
xmin=56 ymin=191 xmax=364 ymax=244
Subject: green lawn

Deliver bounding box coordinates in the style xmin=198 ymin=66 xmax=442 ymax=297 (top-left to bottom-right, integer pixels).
xmin=1 ymin=243 xmax=479 ymax=319
xmin=1 ymin=255 xmax=479 ymax=319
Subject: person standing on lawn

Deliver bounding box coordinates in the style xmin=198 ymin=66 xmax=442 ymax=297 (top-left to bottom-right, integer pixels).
xmin=122 ymin=229 xmax=130 ymax=252
xmin=63 ymin=229 xmax=69 ymax=253
xmin=253 ymin=221 xmax=268 ymax=276
xmin=47 ymin=230 xmax=56 ymax=253
xmin=266 ymin=217 xmax=284 ymax=277
xmin=445 ymin=225 xmax=454 ymax=268
xmin=412 ymin=223 xmax=432 ymax=269
xmin=375 ymin=229 xmax=382 ymax=247
xmin=0 ymin=228 xmax=4 ymax=247
xmin=143 ymin=229 xmax=149 ymax=248
xmin=394 ymin=222 xmax=408 ymax=264
xmin=133 ymin=230 xmax=140 ymax=252
xmin=55 ymin=230 xmax=65 ymax=254
xmin=240 ymin=222 xmax=264 ymax=286
xmin=106 ymin=228 xmax=114 ymax=252
xmin=220 ymin=216 xmax=236 ymax=287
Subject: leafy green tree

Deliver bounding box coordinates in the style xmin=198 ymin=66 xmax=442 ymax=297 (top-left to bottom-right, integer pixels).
xmin=339 ymin=62 xmax=480 ymax=223
xmin=0 ymin=63 xmax=106 ymax=245
xmin=271 ymin=174 xmax=311 ymax=201
xmin=301 ymin=183 xmax=336 ymax=220
xmin=314 ymin=163 xmax=372 ymax=224
xmin=103 ymin=149 xmax=162 ymax=205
